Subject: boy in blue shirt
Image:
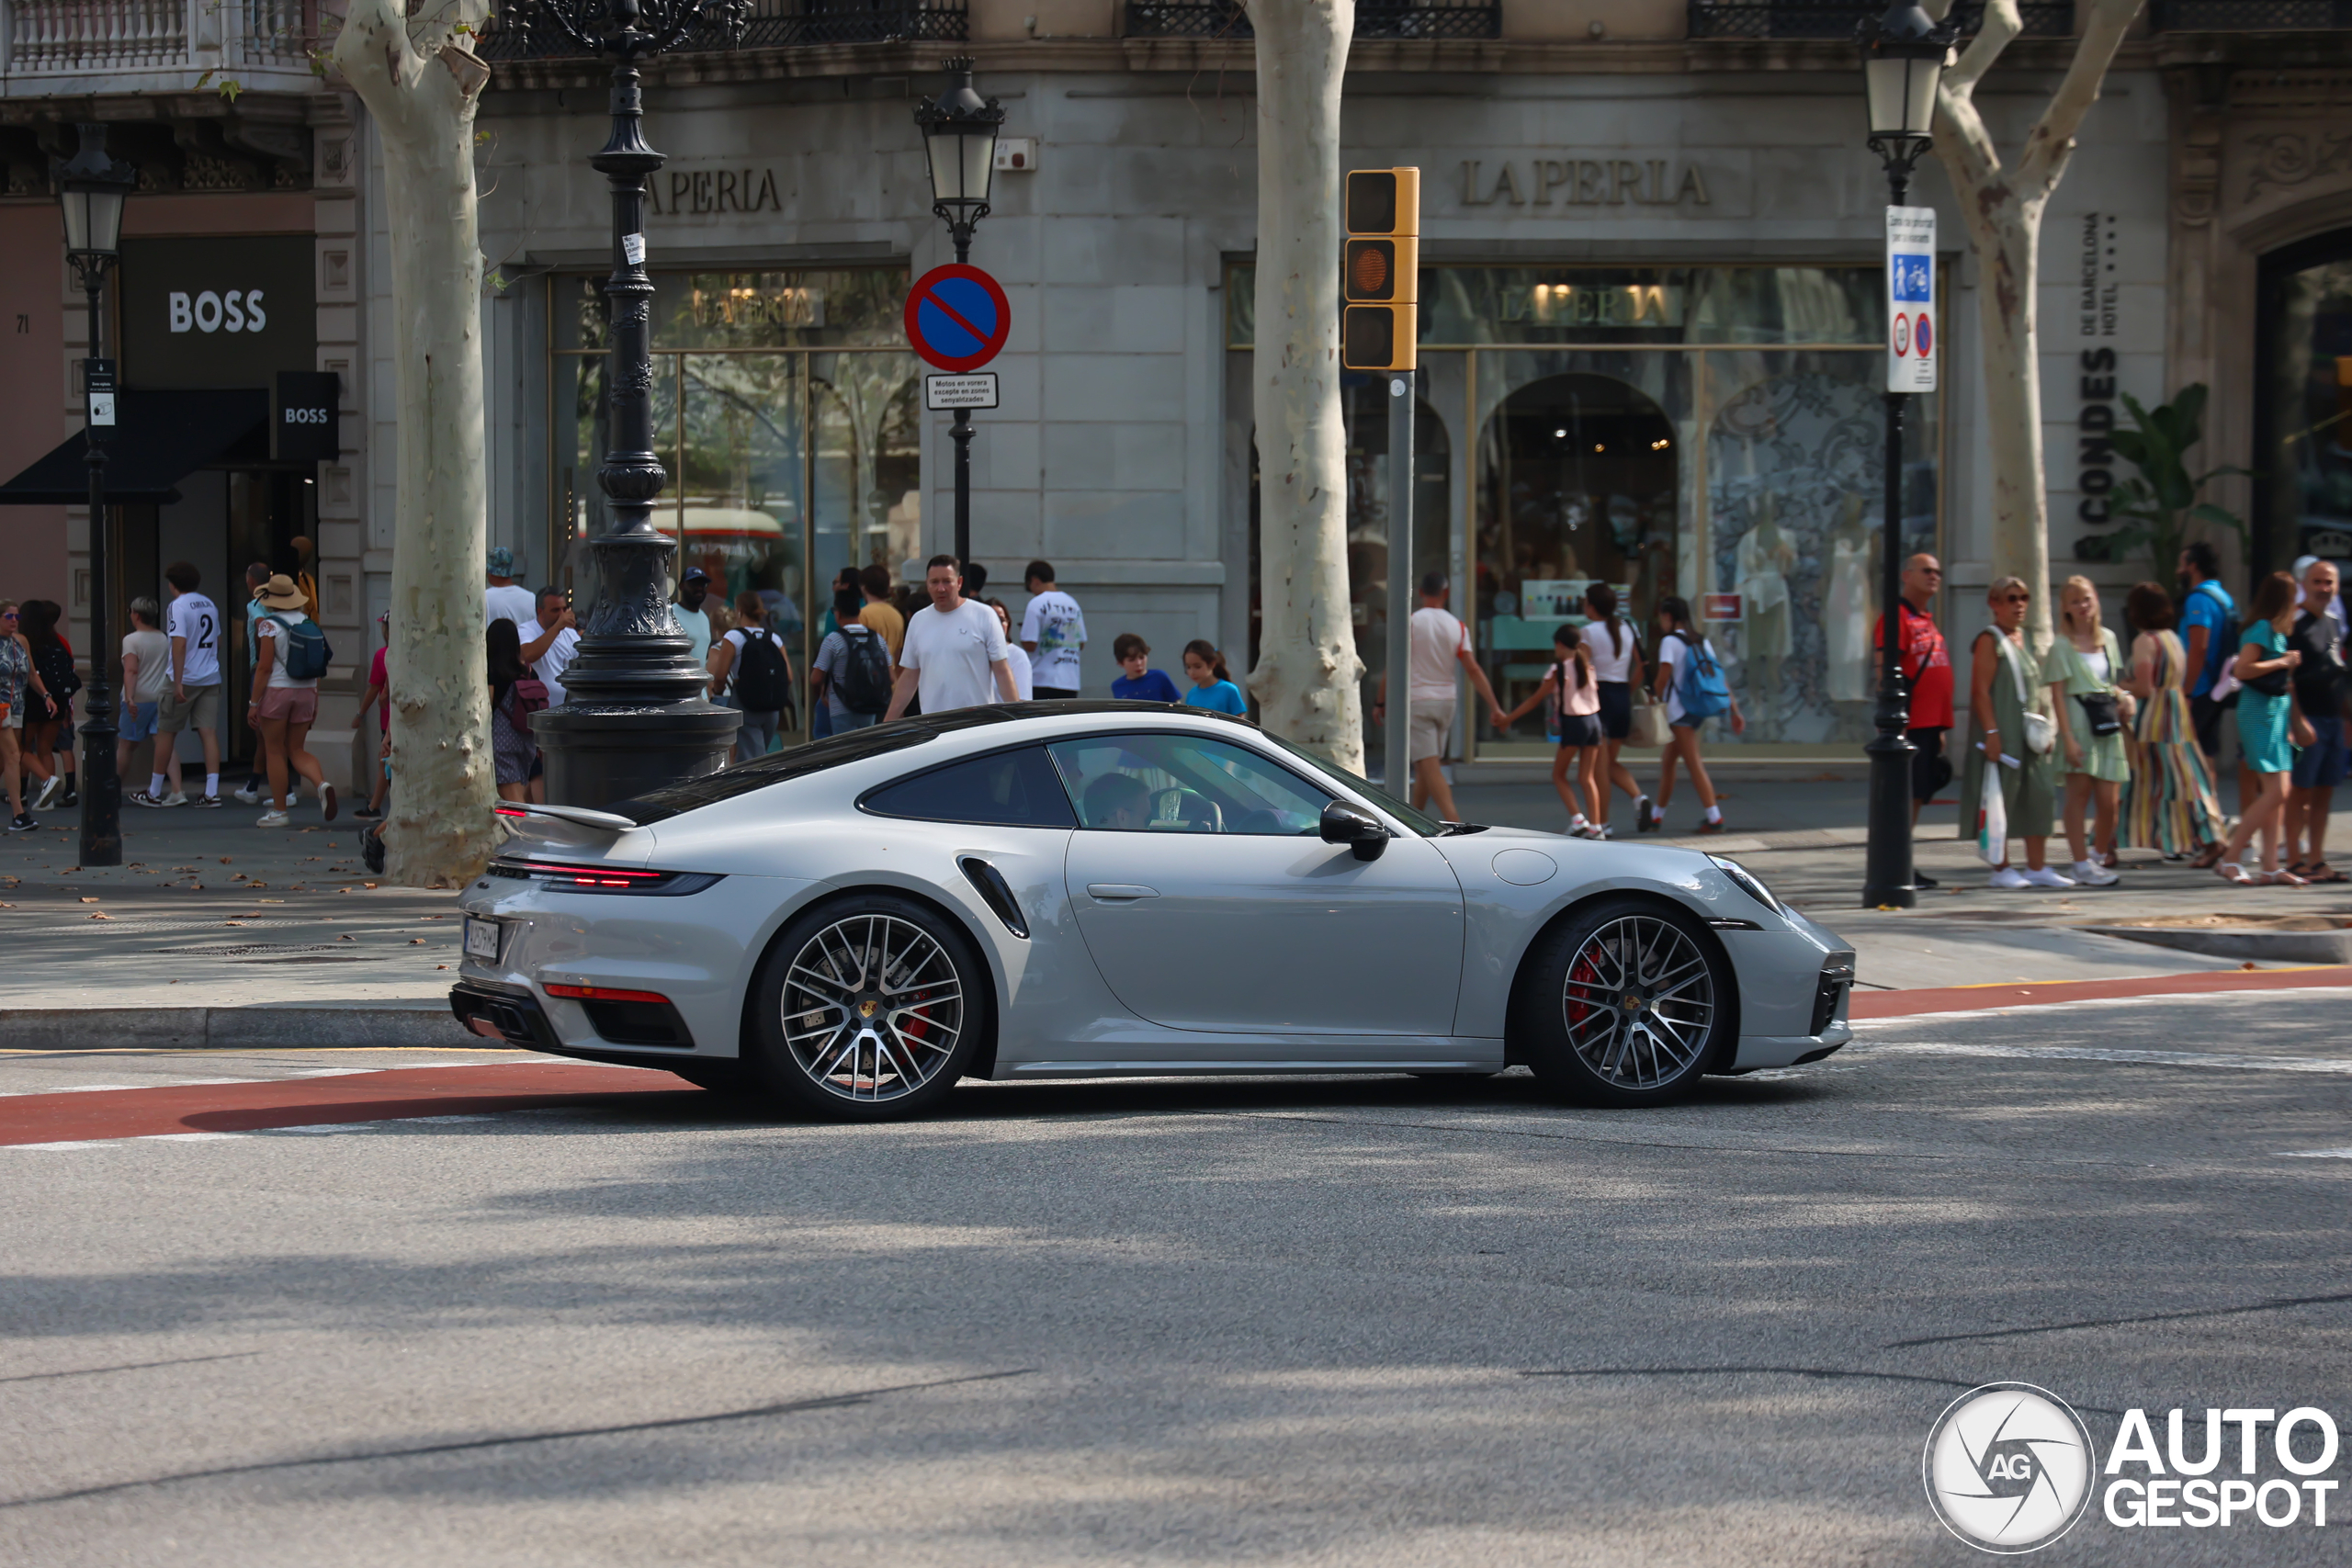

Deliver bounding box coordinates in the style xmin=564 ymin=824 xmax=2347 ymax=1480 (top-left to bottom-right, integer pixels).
xmin=2178 ymin=541 xmax=2236 ymax=765
xmin=1111 ymin=633 xmax=1182 ymax=704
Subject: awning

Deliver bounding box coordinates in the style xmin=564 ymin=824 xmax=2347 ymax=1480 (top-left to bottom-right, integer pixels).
xmin=0 ymin=389 xmax=270 ymax=506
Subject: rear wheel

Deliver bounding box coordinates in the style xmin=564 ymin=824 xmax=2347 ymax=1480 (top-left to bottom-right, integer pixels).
xmin=747 ymin=894 xmax=988 ymax=1120
xmin=1511 ymin=898 xmax=1730 ymax=1107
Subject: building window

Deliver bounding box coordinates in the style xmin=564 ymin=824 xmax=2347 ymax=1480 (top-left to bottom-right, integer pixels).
xmin=2257 ymin=231 xmax=2352 ymax=577
xmin=1227 ymin=261 xmax=1944 ymax=760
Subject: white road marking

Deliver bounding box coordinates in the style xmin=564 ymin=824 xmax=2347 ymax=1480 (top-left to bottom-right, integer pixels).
xmin=2280 ymin=1148 xmax=2352 ymax=1159
xmin=1861 ymin=1042 xmax=2352 ymax=1075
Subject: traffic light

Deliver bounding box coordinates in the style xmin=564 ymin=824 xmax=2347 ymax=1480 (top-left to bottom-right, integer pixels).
xmin=1342 ymin=167 xmax=1419 ymax=372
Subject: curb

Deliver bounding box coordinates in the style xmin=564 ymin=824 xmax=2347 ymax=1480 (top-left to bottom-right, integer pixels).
xmin=2079 ymin=924 xmax=2352 ymax=966
xmin=0 ymin=1001 xmax=469 ymax=1052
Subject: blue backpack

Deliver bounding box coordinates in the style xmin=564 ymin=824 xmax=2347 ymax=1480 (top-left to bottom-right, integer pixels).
xmin=263 ymin=614 xmax=333 ymax=681
xmin=1671 ymin=630 xmax=1731 ymax=722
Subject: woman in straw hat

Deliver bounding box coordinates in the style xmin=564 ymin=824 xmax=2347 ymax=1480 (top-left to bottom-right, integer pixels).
xmin=248 ymin=573 xmax=335 ymax=829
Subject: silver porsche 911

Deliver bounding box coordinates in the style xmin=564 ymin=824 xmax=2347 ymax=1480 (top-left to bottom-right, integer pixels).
xmin=451 ymin=702 xmax=1854 ymax=1119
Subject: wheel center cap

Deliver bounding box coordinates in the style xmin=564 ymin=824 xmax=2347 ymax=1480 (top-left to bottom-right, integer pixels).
xmin=857 ymin=998 xmax=880 ymax=1021
xmin=1622 ymin=993 xmax=1644 ymax=1013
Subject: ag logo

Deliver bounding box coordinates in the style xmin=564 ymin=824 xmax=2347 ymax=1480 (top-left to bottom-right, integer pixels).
xmin=1923 ymin=1382 xmax=2096 ymax=1553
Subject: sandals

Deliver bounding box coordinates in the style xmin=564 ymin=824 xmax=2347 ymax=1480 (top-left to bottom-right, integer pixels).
xmin=2190 ymin=843 xmax=2228 ymax=871
xmin=2216 ymin=863 xmax=2256 ymax=886
xmin=2304 ymin=863 xmax=2349 ymax=885
xmin=2263 ymin=869 xmax=2312 ymax=887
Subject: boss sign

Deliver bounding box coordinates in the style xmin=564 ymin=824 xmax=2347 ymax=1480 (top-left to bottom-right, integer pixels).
xmin=167 ymin=289 xmax=269 ymax=334
xmin=1886 ymin=207 xmax=1936 ymax=394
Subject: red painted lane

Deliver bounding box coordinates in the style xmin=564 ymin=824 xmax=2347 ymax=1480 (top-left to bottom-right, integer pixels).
xmin=1852 ymin=964 xmax=2352 ymax=1021
xmin=0 ymin=1062 xmax=698 ymax=1146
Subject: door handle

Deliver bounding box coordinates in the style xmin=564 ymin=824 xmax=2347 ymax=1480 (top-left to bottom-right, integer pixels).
xmin=1086 ymin=884 xmax=1160 ymax=901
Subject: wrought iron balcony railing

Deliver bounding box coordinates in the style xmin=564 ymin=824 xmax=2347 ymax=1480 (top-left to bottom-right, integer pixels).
xmin=1123 ymin=1 xmax=1502 ymax=40
xmin=2151 ymin=0 xmax=2352 ymax=27
xmin=1687 ymin=0 xmax=2075 ymax=38
xmin=475 ymin=0 xmax=967 ymax=62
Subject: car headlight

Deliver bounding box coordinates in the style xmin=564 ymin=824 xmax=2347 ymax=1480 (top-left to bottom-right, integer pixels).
xmin=1708 ymin=854 xmax=1779 ymax=914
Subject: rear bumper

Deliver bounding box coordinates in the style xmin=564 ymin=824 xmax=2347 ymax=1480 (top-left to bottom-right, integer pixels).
xmin=449 ymin=980 xmax=560 ymax=1052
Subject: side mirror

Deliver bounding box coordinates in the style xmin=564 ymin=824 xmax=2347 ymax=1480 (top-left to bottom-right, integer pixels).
xmin=1319 ymin=799 xmax=1389 ymax=862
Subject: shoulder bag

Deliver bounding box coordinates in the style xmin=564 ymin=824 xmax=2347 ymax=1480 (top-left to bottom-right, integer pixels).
xmin=1990 ymin=632 xmax=2054 ymax=754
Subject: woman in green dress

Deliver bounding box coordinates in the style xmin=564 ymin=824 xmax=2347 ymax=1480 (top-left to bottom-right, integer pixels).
xmin=1959 ymin=576 xmax=2069 ymax=888
xmin=2047 ymin=575 xmax=2132 ymax=886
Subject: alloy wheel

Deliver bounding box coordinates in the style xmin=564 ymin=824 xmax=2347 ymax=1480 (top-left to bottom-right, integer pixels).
xmin=1560 ymin=915 xmax=1716 ymax=1090
xmin=780 ymin=914 xmax=966 ymax=1102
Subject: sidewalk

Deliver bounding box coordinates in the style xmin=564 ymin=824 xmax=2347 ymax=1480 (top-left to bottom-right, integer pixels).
xmin=2 ymin=765 xmax=2346 ymax=1051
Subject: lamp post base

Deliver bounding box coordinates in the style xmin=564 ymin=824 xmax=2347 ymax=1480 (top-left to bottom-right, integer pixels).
xmin=535 ymin=704 xmax=741 ymax=812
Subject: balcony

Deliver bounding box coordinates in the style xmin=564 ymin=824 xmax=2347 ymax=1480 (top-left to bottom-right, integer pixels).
xmin=1122 ymin=1 xmax=1502 ymax=39
xmin=2151 ymin=0 xmax=2352 ymax=26
xmin=1686 ymin=0 xmax=2075 ymax=38
xmin=474 ymin=0 xmax=967 ymax=62
xmin=0 ymin=0 xmax=314 ymax=85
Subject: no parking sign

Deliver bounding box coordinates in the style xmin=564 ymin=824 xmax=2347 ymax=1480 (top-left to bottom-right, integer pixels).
xmin=1886 ymin=206 xmax=1937 ymax=394
xmin=904 ymin=264 xmax=1011 ymax=373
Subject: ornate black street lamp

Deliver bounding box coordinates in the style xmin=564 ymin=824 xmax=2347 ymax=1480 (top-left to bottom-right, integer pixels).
xmin=915 ymin=59 xmax=1003 ymax=571
xmin=1858 ymin=1 xmax=1951 ymax=910
xmin=505 ymin=0 xmax=747 ymax=805
xmin=56 ymin=122 xmax=134 ymax=866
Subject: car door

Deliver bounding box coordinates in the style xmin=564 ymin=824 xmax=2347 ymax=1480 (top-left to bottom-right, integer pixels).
xmin=1050 ymin=731 xmax=1464 ymax=1037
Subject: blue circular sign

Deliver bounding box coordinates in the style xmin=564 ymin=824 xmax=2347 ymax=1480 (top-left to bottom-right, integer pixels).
xmin=904 ymin=265 xmax=1011 ymax=373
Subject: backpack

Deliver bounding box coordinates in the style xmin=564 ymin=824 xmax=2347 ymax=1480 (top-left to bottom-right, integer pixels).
xmin=1670 ymin=630 xmax=1731 ymax=721
xmin=833 ymin=624 xmax=891 ymax=715
xmin=731 ymin=627 xmax=791 ymax=712
xmin=264 ymin=614 xmax=333 ymax=681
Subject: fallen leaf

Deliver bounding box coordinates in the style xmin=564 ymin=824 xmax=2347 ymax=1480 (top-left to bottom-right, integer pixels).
xmin=219 ymin=857 xmax=232 ymax=864
xmin=2241 ymin=961 xmax=2259 ymax=971
xmin=436 ymin=964 xmax=449 ymax=970
xmin=87 ymin=912 xmax=111 ymax=920
xmin=363 ymin=882 xmax=378 ymax=889
xmin=410 ymin=938 xmax=426 ymax=945
xmin=79 ymin=897 xmax=99 ymax=903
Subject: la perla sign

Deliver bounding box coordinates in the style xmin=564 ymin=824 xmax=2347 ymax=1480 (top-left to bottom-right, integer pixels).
xmin=168 ymin=289 xmax=269 ymax=334
xmin=1458 ymin=158 xmax=1713 ymax=209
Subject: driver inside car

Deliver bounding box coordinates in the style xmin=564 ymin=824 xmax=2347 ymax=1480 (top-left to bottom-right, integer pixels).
xmin=1082 ymin=772 xmax=1151 ymax=831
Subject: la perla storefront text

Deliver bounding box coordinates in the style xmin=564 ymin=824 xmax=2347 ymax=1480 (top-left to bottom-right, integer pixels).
xmin=1231 ymin=261 xmax=1941 ymax=763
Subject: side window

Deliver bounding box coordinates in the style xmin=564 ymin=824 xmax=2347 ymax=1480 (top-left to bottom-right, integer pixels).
xmin=862 ymin=745 xmax=1078 ymax=829
xmin=1046 ymin=733 xmax=1329 ymax=835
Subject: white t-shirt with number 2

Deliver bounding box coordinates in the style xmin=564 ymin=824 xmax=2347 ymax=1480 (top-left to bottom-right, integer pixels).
xmin=166 ymin=592 xmax=221 ymax=686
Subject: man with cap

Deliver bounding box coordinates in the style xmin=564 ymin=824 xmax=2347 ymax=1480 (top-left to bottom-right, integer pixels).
xmin=485 ymin=547 xmax=534 ymax=629
xmin=675 ymin=568 xmax=716 ymax=670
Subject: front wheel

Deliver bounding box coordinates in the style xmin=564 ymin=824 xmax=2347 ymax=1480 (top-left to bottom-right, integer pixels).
xmin=1511 ymin=898 xmax=1731 ymax=1107
xmin=747 ymin=894 xmax=989 ymax=1120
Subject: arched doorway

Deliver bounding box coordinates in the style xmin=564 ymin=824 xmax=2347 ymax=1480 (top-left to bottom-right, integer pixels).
xmin=1475 ymin=373 xmax=1676 ymax=745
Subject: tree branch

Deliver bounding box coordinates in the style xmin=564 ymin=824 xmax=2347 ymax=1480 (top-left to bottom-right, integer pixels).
xmin=2017 ymin=0 xmax=2145 ymax=197
xmin=1939 ymin=0 xmax=2017 ymax=105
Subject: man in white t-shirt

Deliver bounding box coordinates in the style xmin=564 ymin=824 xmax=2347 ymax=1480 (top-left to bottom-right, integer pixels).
xmin=886 ymin=556 xmax=1019 ymax=719
xmin=485 ymin=547 xmax=536 ymax=629
xmin=136 ymin=560 xmax=225 ymax=808
xmin=520 ymin=587 xmax=580 ymax=706
xmin=1019 ymin=558 xmax=1087 ymax=698
xmin=1372 ymin=572 xmax=1503 ymax=823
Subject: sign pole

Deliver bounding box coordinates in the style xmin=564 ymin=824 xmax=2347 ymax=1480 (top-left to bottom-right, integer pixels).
xmin=1863 ymin=194 xmax=1935 ymax=908
xmin=1385 ymin=374 xmax=1414 ymax=795
xmin=75 ymin=274 xmax=120 ymax=864
xmin=903 ymin=263 xmax=1012 ymax=578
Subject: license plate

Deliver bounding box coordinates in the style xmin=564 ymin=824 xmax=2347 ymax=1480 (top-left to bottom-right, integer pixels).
xmin=464 ymin=917 xmax=503 ymax=962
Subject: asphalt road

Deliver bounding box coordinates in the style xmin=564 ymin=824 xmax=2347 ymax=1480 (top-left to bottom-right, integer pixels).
xmin=4 ymin=991 xmax=2348 ymax=1566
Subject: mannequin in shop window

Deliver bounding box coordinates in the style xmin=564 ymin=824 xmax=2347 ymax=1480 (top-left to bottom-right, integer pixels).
xmin=1736 ymin=494 xmax=1796 ymax=739
xmin=1826 ymin=494 xmax=1876 ymax=740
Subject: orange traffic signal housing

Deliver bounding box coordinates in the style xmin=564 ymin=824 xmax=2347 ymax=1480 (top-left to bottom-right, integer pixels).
xmin=1342 ymin=168 xmax=1419 ymax=372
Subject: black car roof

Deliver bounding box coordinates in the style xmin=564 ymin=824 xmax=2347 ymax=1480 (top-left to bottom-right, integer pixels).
xmin=609 ymin=700 xmax=1250 ymax=824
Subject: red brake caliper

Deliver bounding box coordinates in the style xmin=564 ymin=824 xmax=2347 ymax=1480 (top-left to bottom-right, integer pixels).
xmin=1566 ymin=952 xmax=1600 ymax=1028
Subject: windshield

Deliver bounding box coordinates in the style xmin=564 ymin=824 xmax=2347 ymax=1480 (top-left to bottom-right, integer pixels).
xmin=1252 ymin=730 xmax=1446 ymax=837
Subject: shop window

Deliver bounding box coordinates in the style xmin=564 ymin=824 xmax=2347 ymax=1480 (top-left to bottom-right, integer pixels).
xmin=2257 ymin=233 xmax=2352 ymax=576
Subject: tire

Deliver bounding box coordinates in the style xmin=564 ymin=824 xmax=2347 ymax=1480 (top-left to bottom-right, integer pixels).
xmin=746 ymin=893 xmax=989 ymax=1121
xmin=1510 ymin=897 xmax=1732 ymax=1107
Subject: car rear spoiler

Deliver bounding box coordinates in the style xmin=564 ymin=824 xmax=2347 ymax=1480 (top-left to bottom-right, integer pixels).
xmin=495 ymin=803 xmax=639 ymax=834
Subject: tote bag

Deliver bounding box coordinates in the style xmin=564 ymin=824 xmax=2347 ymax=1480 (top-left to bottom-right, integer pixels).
xmin=1626 ymin=690 xmax=1668 ymax=749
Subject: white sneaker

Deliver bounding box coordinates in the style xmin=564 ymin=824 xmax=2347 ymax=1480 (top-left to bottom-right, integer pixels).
xmin=31 ymin=775 xmax=62 ymax=809
xmin=319 ymin=782 xmax=338 ymax=822
xmin=256 ymin=808 xmax=289 ymax=828
xmin=161 ymin=791 xmax=188 ymax=807
xmin=2071 ymin=859 xmax=2120 ymax=886
xmin=1987 ymin=866 xmax=2031 ymax=889
xmin=232 ymin=784 xmax=262 ymax=804
xmin=2020 ymin=865 xmax=2077 ymax=888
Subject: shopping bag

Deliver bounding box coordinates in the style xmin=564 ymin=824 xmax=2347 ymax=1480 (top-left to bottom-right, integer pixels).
xmin=1975 ymin=749 xmax=2008 ymax=867
xmin=1627 ymin=694 xmax=1668 ymax=749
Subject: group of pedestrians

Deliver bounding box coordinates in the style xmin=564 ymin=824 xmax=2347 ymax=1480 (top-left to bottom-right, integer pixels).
xmin=1938 ymin=541 xmax=2346 ymax=889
